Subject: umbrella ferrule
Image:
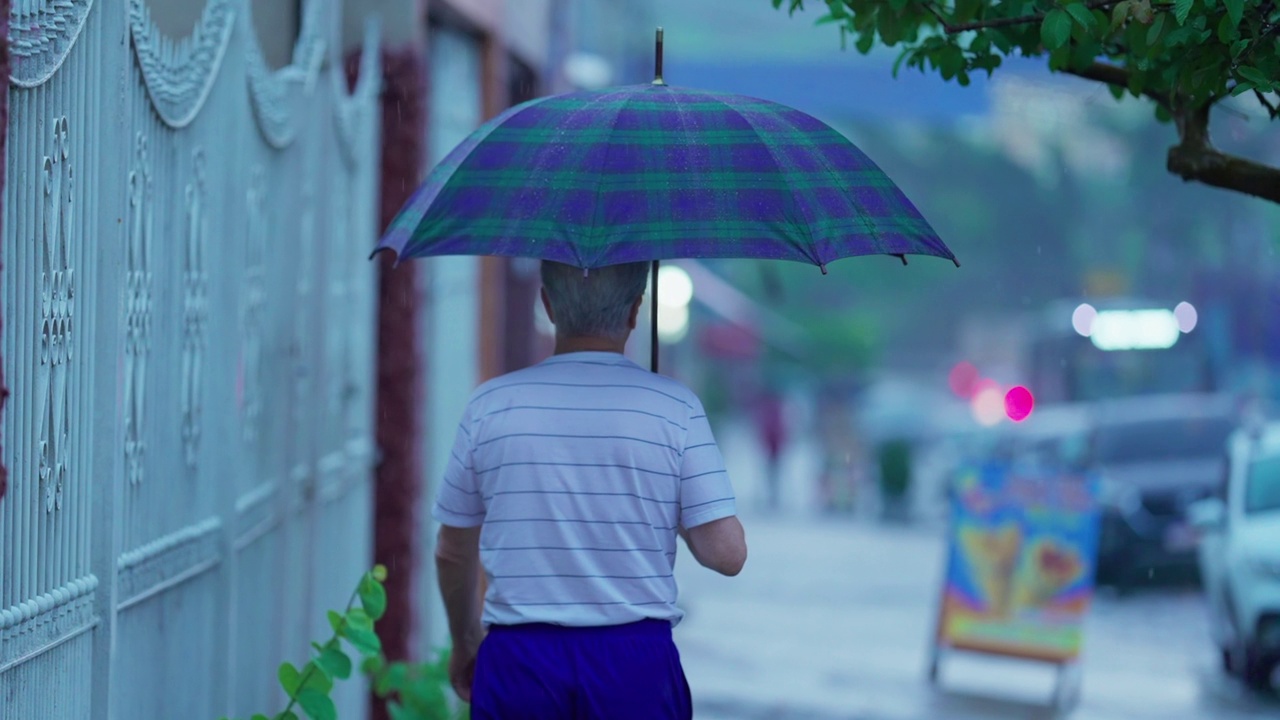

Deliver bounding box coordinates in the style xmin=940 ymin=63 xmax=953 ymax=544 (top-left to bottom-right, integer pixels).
xmin=653 ymin=27 xmax=665 ymax=86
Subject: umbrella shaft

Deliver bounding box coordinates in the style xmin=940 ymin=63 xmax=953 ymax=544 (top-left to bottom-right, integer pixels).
xmin=651 ymin=259 xmax=660 ymax=373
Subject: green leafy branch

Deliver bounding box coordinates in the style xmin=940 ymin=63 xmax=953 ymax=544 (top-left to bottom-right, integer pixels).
xmin=773 ymin=0 xmax=1280 ymax=204
xmin=220 ymin=565 xmax=466 ymax=720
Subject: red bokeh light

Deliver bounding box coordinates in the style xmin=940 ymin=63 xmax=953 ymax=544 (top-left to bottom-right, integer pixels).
xmin=948 ymin=361 xmax=980 ymax=398
xmin=1005 ymin=386 xmax=1035 ymax=422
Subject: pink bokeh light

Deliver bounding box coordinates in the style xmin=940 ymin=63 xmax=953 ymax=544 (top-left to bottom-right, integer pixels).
xmin=1005 ymin=386 xmax=1035 ymax=422
xmin=948 ymin=361 xmax=980 ymax=399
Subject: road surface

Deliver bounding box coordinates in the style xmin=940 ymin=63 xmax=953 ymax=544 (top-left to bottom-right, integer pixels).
xmin=673 ymin=514 xmax=1279 ymax=720
xmin=671 ymin=418 xmax=1279 ymax=719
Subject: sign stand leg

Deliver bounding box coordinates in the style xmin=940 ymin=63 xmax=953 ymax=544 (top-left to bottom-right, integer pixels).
xmin=1051 ymin=661 xmax=1082 ymax=713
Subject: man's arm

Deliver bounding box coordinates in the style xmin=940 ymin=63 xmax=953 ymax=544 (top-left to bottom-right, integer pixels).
xmin=681 ymin=516 xmax=747 ymax=576
xmin=435 ymin=524 xmax=485 ymax=646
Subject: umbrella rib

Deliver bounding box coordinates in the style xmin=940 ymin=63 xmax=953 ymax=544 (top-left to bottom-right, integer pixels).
xmin=585 ymin=89 xmax=641 ymax=268
xmin=716 ymin=100 xmax=820 ymax=268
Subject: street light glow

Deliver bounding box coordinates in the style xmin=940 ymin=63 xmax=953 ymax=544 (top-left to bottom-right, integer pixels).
xmin=1072 ymin=303 xmax=1097 ymax=337
xmin=1089 ymin=309 xmax=1180 ymax=351
xmin=658 ymin=265 xmax=694 ymax=308
xmin=1175 ymin=301 xmax=1198 ymax=333
xmin=657 ymin=302 xmax=689 ymax=342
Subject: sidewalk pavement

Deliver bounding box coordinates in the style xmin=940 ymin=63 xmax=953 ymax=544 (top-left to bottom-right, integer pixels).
xmin=681 ymin=417 xmax=1278 ymax=719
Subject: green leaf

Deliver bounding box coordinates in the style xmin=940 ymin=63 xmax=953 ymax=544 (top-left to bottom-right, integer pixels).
xmin=1173 ymin=0 xmax=1194 ymax=24
xmin=1237 ymin=65 xmax=1272 ymax=88
xmin=326 ymin=611 xmax=344 ymax=635
xmin=347 ymin=608 xmax=374 ymax=633
xmin=1041 ymin=9 xmax=1073 ymax=50
xmin=1132 ymin=0 xmax=1155 ymax=23
xmin=988 ymin=29 xmax=1014 ymax=53
xmin=317 ymin=644 xmax=353 ymax=680
xmin=252 ymin=715 xmax=270 ymax=720
xmin=346 ymin=624 xmax=383 ymax=656
xmin=1127 ymin=67 xmax=1147 ymax=95
xmin=1230 ymin=80 xmax=1256 ymax=95
xmin=878 ymin=11 xmax=905 ymax=44
xmin=1048 ymin=45 xmax=1072 ymax=71
xmin=274 ymin=713 xmax=299 ymax=720
xmin=1217 ymin=11 xmax=1239 ymax=41
xmin=372 ymin=564 xmax=388 ymax=583
xmin=296 ymin=689 xmax=337 ymax=720
xmin=359 ymin=575 xmax=389 ymax=622
xmin=937 ymin=45 xmax=965 ymax=80
xmin=1108 ymin=83 xmax=1126 ymax=99
xmin=278 ymin=662 xmax=302 ymax=697
xmin=387 ymin=702 xmax=415 ymax=720
xmin=814 ymin=12 xmax=843 ymax=25
xmin=1231 ymin=39 xmax=1250 ymax=57
xmin=954 ymin=0 xmax=981 ymax=23
xmin=1146 ymin=12 xmax=1167 ymax=45
xmin=855 ymin=30 xmax=876 ymax=53
xmin=361 ymin=655 xmax=386 ymax=676
xmin=1223 ymin=0 xmax=1244 ymax=26
xmin=1066 ymin=2 xmax=1097 ymax=28
xmin=301 ymin=662 xmax=334 ymax=694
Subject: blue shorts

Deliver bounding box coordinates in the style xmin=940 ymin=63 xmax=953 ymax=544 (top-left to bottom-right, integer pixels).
xmin=470 ymin=619 xmax=693 ymax=720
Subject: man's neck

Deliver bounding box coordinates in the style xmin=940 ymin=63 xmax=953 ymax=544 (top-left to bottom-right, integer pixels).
xmin=553 ymin=335 xmax=627 ymax=356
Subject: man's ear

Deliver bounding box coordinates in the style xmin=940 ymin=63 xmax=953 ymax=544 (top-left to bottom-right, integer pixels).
xmin=628 ymin=295 xmax=644 ymax=330
xmin=540 ymin=287 xmax=555 ymax=325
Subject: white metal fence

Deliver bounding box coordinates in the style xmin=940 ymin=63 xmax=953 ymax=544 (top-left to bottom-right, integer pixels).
xmin=0 ymin=1 xmax=382 ymax=718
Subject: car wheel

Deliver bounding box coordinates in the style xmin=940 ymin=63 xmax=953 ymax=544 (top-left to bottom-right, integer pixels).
xmin=1242 ymin=647 xmax=1272 ymax=692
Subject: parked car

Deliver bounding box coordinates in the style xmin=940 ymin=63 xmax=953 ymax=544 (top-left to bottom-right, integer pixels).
xmin=1190 ymin=422 xmax=1280 ymax=691
xmin=1086 ymin=394 xmax=1238 ymax=588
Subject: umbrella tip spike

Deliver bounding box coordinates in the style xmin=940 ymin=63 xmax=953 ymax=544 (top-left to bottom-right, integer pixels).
xmin=653 ymin=27 xmax=665 ymax=86
xmin=899 ymin=254 xmax=909 ymax=266
xmin=819 ymin=263 xmax=828 ymax=275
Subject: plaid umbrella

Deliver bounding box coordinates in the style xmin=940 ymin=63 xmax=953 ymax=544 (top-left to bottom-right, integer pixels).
xmin=374 ymin=30 xmax=958 ymax=370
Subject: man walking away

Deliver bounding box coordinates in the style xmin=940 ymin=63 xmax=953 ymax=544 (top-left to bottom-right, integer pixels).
xmin=432 ymin=260 xmax=748 ymax=720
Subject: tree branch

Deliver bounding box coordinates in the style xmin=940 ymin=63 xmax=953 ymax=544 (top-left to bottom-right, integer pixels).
xmin=1061 ymin=61 xmax=1171 ymax=109
xmin=1253 ymin=89 xmax=1279 ymax=120
xmin=1167 ymin=103 xmax=1280 ymax=204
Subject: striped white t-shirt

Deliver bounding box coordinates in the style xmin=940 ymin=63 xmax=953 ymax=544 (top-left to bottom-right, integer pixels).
xmin=432 ymin=351 xmax=737 ymax=628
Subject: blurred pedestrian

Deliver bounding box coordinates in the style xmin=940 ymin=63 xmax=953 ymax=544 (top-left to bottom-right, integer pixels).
xmin=753 ymin=390 xmax=788 ymax=511
xmin=432 ymin=260 xmax=749 ymax=720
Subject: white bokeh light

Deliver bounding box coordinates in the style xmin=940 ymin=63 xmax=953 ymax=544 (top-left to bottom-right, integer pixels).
xmin=971 ymin=386 xmax=1006 ymax=427
xmin=657 ymin=265 xmax=694 ymax=308
xmin=1175 ymin=301 xmax=1198 ymax=333
xmin=1090 ymin=309 xmax=1180 ymax=351
xmin=1072 ymin=303 xmax=1097 ymax=337
xmin=657 ymin=302 xmax=689 ymax=342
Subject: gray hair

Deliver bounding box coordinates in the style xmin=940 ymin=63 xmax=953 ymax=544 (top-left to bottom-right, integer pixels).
xmin=540 ymin=260 xmax=649 ymax=340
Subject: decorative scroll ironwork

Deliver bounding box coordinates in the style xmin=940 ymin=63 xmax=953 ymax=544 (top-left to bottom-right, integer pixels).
xmin=37 ymin=116 xmax=74 ymax=513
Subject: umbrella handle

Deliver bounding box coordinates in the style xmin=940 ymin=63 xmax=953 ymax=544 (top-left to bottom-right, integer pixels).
xmin=651 ymin=259 xmax=660 ymax=373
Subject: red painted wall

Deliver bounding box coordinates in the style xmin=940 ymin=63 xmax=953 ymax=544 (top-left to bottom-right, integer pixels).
xmin=0 ymin=0 xmax=11 ymax=502
xmin=349 ymin=42 xmax=427 ymax=720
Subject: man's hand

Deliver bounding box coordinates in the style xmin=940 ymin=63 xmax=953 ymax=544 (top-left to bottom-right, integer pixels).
xmin=448 ymin=624 xmax=485 ymax=702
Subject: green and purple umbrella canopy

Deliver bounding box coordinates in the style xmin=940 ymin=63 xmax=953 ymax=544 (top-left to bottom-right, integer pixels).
xmin=373 ymin=81 xmax=957 ymax=271
xmin=372 ymin=31 xmax=958 ymax=371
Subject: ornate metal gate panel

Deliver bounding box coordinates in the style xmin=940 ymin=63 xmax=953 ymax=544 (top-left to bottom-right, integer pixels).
xmin=0 ymin=1 xmax=382 ymax=718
